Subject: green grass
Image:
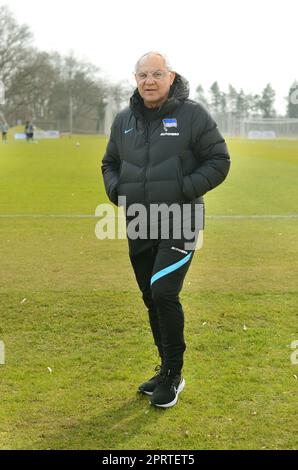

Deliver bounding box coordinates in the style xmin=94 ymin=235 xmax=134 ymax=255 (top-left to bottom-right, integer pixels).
xmin=0 ymin=135 xmax=297 ymax=450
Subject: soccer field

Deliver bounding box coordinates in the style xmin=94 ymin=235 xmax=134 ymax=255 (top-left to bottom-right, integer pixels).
xmin=0 ymin=135 xmax=297 ymax=450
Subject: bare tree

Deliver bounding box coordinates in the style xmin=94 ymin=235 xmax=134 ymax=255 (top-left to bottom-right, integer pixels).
xmin=226 ymin=85 xmax=238 ymax=114
xmin=0 ymin=5 xmax=33 ymax=86
xmin=49 ymin=52 xmax=109 ymax=132
xmin=209 ymin=81 xmax=226 ymax=113
xmin=195 ymin=85 xmax=209 ymax=109
xmin=259 ymin=83 xmax=276 ymax=118
xmin=6 ymin=50 xmax=58 ymax=121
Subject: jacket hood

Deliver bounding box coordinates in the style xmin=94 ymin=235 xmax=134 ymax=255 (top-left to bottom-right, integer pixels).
xmin=130 ymin=73 xmax=190 ymax=120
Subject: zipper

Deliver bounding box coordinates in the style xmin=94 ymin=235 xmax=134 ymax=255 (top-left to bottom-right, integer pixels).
xmin=144 ymin=122 xmax=150 ymax=205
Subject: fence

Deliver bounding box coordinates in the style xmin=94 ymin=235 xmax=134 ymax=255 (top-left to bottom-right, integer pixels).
xmin=7 ymin=110 xmax=298 ymax=140
xmin=213 ymin=113 xmax=298 ymax=139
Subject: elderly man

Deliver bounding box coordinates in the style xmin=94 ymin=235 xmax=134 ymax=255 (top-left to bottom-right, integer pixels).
xmin=102 ymin=51 xmax=230 ymax=408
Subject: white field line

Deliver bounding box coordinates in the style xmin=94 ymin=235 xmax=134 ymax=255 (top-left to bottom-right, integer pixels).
xmin=0 ymin=214 xmax=298 ymax=220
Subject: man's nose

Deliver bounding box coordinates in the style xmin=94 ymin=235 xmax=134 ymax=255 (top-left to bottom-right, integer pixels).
xmin=144 ymin=75 xmax=155 ymax=85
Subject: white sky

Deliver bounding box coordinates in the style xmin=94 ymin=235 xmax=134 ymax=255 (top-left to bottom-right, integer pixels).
xmin=2 ymin=0 xmax=297 ymax=114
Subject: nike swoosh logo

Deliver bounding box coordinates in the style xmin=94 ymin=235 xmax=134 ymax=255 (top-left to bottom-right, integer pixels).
xmin=124 ymin=128 xmax=133 ymax=134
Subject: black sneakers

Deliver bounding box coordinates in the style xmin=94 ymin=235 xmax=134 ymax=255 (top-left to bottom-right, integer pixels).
xmin=150 ymin=370 xmax=185 ymax=408
xmin=138 ymin=365 xmax=164 ymax=396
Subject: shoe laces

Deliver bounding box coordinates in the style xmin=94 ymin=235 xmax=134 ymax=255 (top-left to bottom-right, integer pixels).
xmin=152 ymin=364 xmax=166 ymax=384
xmin=154 ymin=364 xmax=165 ymax=378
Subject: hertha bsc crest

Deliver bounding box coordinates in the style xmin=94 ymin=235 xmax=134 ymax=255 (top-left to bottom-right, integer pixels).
xmin=162 ymin=118 xmax=177 ymax=132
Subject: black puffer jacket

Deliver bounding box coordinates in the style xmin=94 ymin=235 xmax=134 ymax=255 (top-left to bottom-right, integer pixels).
xmin=101 ymin=74 xmax=230 ymax=254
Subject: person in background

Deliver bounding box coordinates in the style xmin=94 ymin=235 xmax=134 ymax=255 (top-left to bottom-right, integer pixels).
xmin=1 ymin=122 xmax=9 ymax=143
xmin=25 ymin=121 xmax=34 ymax=142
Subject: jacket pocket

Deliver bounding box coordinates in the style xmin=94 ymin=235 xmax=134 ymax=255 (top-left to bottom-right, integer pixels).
xmin=109 ymin=181 xmax=119 ymax=206
xmin=179 ymin=149 xmax=198 ymax=174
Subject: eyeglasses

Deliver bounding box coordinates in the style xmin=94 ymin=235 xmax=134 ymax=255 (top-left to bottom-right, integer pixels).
xmin=135 ymin=70 xmax=170 ymax=81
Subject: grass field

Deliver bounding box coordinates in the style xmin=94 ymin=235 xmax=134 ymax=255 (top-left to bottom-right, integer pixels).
xmin=0 ymin=134 xmax=297 ymax=450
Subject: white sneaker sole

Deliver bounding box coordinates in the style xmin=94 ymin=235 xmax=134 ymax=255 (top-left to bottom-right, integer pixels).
xmin=139 ymin=389 xmax=153 ymax=396
xmin=151 ymin=378 xmax=185 ymax=408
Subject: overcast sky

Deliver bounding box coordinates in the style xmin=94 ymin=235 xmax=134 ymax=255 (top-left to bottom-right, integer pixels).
xmin=2 ymin=0 xmax=297 ymax=114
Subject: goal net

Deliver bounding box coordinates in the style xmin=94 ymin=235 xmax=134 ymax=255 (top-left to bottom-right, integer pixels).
xmin=242 ymin=118 xmax=298 ymax=139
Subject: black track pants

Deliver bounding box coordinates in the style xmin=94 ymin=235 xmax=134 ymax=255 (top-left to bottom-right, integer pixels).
xmin=129 ymin=238 xmax=196 ymax=373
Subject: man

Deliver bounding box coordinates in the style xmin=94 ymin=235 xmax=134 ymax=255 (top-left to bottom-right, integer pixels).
xmin=1 ymin=122 xmax=8 ymax=143
xmin=25 ymin=121 xmax=34 ymax=142
xmin=102 ymin=51 xmax=230 ymax=408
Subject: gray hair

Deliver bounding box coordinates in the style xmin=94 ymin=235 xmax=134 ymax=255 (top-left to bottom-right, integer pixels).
xmin=134 ymin=51 xmax=173 ymax=73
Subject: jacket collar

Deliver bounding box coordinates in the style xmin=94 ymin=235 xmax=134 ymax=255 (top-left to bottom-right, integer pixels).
xmin=129 ymin=73 xmax=189 ymax=121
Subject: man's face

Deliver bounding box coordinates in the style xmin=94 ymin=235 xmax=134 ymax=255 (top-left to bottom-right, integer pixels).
xmin=135 ymin=55 xmax=176 ymax=108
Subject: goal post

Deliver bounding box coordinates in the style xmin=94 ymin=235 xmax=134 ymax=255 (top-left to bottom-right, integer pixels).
xmin=213 ymin=112 xmax=298 ymax=138
xmin=242 ymin=118 xmax=298 ymax=139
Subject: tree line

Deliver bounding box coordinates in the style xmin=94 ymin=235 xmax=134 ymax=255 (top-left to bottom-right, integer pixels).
xmin=195 ymin=81 xmax=298 ymax=118
xmin=0 ymin=4 xmax=297 ymax=134
xmin=0 ymin=5 xmax=132 ymax=133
